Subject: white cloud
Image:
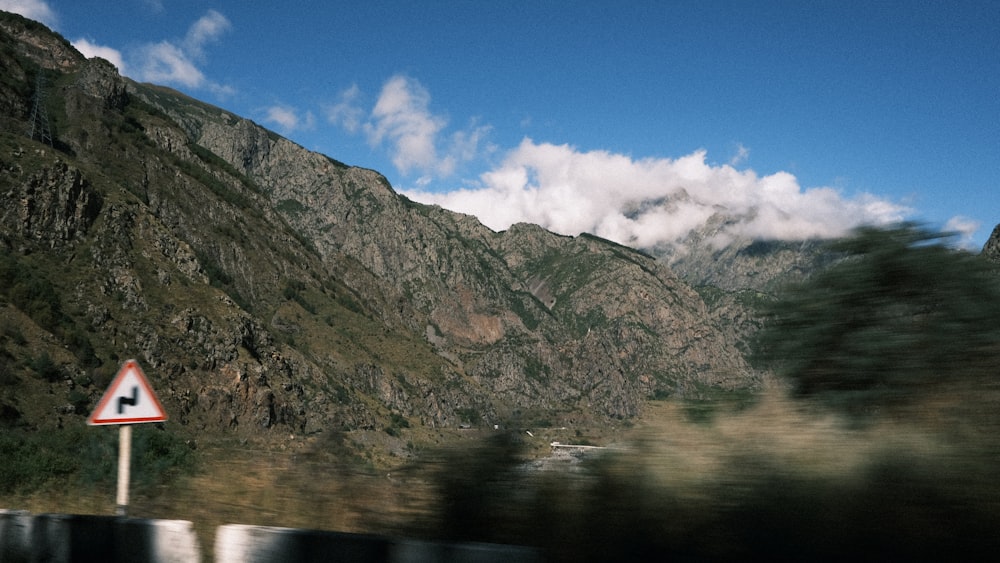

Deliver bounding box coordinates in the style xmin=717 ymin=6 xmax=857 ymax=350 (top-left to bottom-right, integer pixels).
xmin=124 ymin=10 xmax=232 ymax=95
xmin=729 ymin=143 xmax=750 ymax=166
xmin=324 ymin=84 xmax=365 ymax=133
xmin=354 ymin=75 xmax=488 ymax=178
xmin=402 ymin=139 xmax=911 ymax=250
xmin=943 ymin=216 xmax=980 ymax=249
xmin=133 ymin=40 xmax=204 ymax=88
xmin=183 ymin=9 xmax=230 ymax=59
xmin=71 ymin=38 xmax=125 ymax=72
xmin=207 ymin=82 xmax=236 ymax=98
xmin=445 ymin=120 xmax=493 ymax=172
xmin=363 ymin=75 xmax=447 ymax=175
xmin=262 ymin=105 xmax=315 ymax=134
xmin=0 ymin=0 xmax=57 ymax=27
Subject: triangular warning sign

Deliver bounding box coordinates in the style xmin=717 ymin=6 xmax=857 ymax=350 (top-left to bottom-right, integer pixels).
xmin=87 ymin=360 xmax=168 ymax=425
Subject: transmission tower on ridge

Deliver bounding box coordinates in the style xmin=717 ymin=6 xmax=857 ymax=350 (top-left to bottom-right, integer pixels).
xmin=27 ymin=72 xmax=53 ymax=146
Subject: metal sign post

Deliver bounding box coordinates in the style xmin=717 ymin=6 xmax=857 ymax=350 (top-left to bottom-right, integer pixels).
xmin=116 ymin=425 xmax=132 ymax=516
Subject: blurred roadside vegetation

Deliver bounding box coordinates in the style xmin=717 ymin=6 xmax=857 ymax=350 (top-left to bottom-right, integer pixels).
xmin=752 ymin=223 xmax=1000 ymax=419
xmin=391 ymin=224 xmax=1000 ymax=561
xmin=396 ymin=393 xmax=1000 ymax=562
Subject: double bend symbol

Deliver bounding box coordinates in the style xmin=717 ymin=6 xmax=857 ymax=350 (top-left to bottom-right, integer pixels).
xmin=117 ymin=386 xmax=139 ymax=414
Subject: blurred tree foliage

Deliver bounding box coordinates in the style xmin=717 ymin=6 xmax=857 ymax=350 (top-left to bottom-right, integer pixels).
xmin=752 ymin=224 xmax=1000 ymax=413
xmin=406 ymin=431 xmax=1000 ymax=561
xmin=431 ymin=431 xmax=527 ymax=544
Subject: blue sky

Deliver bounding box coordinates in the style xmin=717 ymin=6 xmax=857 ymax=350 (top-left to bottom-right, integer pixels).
xmin=6 ymin=0 xmax=998 ymax=250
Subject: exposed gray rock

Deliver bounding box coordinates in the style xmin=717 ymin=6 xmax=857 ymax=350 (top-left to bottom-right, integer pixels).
xmin=983 ymin=224 xmax=1000 ymax=264
xmin=0 ymin=159 xmax=102 ymax=247
xmin=74 ymin=57 xmax=128 ymax=110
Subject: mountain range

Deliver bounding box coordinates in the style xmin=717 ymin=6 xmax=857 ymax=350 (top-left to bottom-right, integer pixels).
xmin=2 ymin=11 xmax=997 ymax=459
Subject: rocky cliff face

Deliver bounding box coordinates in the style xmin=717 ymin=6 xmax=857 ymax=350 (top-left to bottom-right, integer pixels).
xmin=0 ymin=12 xmax=757 ymax=446
xmin=983 ymin=224 xmax=1000 ymax=265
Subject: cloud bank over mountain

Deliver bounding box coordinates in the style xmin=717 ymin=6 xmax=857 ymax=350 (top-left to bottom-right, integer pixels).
xmin=326 ymin=75 xmax=915 ymax=250
xmin=402 ymin=139 xmax=912 ymax=250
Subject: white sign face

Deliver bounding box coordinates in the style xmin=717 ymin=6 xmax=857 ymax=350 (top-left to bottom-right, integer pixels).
xmin=87 ymin=360 xmax=168 ymax=425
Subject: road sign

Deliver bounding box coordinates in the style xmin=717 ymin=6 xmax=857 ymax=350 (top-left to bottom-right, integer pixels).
xmin=87 ymin=359 xmax=168 ymax=425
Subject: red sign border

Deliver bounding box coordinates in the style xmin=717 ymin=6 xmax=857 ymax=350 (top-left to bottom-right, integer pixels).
xmin=87 ymin=359 xmax=168 ymax=425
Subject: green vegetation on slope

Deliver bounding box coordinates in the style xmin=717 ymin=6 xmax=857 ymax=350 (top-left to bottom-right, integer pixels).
xmin=0 ymin=422 xmax=195 ymax=495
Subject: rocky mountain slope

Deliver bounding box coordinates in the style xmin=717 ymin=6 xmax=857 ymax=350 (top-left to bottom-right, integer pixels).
xmin=983 ymin=224 xmax=1000 ymax=264
xmin=0 ymin=12 xmax=764 ymax=450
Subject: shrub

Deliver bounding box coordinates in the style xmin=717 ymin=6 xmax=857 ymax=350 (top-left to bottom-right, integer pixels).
xmin=31 ymin=351 xmax=62 ymax=381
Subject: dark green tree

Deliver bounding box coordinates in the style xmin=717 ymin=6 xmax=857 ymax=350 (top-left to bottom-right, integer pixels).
xmin=752 ymin=224 xmax=1000 ymax=413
